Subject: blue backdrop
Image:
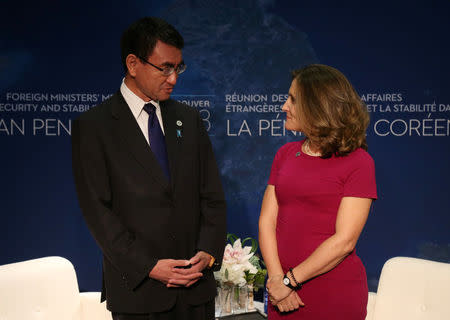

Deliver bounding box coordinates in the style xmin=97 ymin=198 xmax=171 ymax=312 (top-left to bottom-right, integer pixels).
xmin=1 ymin=0 xmax=449 ymax=292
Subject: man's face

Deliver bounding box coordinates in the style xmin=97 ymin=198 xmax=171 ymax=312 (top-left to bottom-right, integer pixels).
xmin=130 ymin=40 xmax=183 ymax=101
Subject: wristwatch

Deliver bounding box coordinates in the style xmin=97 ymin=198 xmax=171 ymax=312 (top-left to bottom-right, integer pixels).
xmin=283 ymin=274 xmax=296 ymax=290
xmin=283 ymin=273 xmax=302 ymax=290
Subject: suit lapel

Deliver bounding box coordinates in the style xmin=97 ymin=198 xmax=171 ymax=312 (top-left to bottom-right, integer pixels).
xmin=160 ymin=100 xmax=182 ymax=188
xmin=111 ymin=93 xmax=170 ymax=189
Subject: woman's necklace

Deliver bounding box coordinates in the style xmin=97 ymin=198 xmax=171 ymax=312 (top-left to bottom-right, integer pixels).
xmin=303 ymin=140 xmax=322 ymax=157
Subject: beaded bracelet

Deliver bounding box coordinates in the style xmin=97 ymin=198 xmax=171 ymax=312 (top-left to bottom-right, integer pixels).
xmin=289 ymin=268 xmax=302 ymax=289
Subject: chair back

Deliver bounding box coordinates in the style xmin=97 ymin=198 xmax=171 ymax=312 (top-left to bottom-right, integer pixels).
xmin=0 ymin=256 xmax=82 ymax=320
xmin=372 ymin=257 xmax=450 ymax=320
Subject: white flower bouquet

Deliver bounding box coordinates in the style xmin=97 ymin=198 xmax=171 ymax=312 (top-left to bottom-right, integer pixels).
xmin=214 ymin=234 xmax=267 ymax=315
xmin=215 ymin=233 xmax=267 ymax=289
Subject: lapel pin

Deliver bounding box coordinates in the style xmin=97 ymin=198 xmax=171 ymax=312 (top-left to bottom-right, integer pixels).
xmin=176 ymin=129 xmax=182 ymax=138
xmin=176 ymin=120 xmax=182 ymax=126
xmin=295 ymin=151 xmax=301 ymax=157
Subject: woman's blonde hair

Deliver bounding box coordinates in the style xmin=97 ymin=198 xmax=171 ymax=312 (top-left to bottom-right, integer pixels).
xmin=292 ymin=64 xmax=369 ymax=158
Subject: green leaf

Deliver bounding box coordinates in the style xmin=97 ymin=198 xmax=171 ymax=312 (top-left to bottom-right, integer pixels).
xmin=241 ymin=237 xmax=258 ymax=253
xmin=227 ymin=233 xmax=238 ymax=245
xmin=244 ymin=270 xmax=256 ymax=283
xmin=249 ymin=255 xmax=262 ymax=269
xmin=253 ymin=269 xmax=267 ymax=288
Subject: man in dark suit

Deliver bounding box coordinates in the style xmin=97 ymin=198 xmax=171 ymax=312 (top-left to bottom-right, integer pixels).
xmin=72 ymin=17 xmax=226 ymax=320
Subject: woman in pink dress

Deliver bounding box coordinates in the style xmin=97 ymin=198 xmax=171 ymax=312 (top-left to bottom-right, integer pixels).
xmin=259 ymin=64 xmax=377 ymax=320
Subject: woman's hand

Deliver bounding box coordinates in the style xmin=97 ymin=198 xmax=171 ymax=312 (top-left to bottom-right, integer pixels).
xmin=266 ymin=274 xmax=291 ymax=304
xmin=277 ymin=291 xmax=305 ymax=312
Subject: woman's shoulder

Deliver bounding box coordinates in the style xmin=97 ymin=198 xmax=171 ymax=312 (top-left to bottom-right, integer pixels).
xmin=350 ymin=148 xmax=374 ymax=160
xmin=344 ymin=148 xmax=375 ymax=168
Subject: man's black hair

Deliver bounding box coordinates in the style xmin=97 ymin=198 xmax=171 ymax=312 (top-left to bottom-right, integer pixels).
xmin=120 ymin=17 xmax=184 ymax=73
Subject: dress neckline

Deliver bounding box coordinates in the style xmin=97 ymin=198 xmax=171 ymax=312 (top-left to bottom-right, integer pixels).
xmin=297 ymin=140 xmax=323 ymax=160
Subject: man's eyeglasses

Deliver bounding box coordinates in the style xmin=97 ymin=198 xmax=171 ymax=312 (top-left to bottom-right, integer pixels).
xmin=137 ymin=56 xmax=186 ymax=76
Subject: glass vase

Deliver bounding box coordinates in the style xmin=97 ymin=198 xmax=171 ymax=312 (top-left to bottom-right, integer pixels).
xmin=247 ymin=284 xmax=255 ymax=311
xmin=219 ymin=283 xmax=234 ymax=316
xmin=232 ymin=285 xmax=249 ymax=314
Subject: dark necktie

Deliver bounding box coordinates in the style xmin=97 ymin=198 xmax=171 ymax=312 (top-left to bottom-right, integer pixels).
xmin=143 ymin=103 xmax=170 ymax=180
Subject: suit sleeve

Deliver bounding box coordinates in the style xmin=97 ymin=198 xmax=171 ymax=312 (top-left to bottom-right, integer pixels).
xmin=72 ymin=118 xmax=158 ymax=290
xmin=194 ymin=112 xmax=227 ymax=270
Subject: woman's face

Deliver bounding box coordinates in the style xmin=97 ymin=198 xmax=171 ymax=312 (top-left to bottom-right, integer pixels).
xmin=282 ymin=81 xmax=303 ymax=131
